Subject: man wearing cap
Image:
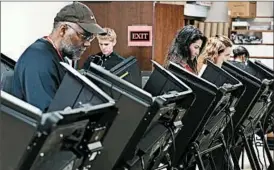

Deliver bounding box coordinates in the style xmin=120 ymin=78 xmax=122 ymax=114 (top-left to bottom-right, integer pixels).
xmin=11 ymin=2 xmax=105 ymax=112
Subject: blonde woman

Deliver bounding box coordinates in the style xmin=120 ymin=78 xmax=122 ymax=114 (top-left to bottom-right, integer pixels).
xmin=197 ymin=35 xmax=233 ymax=76
xmin=83 ymin=27 xmax=125 ymax=70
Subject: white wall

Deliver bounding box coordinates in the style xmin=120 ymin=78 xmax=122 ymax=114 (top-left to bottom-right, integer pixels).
xmin=249 ymin=58 xmax=273 ymax=69
xmin=1 ymin=2 xmax=72 ymax=61
xmin=256 ymin=1 xmax=273 ymax=17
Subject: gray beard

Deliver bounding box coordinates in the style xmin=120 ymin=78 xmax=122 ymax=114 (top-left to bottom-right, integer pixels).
xmin=60 ymin=40 xmax=82 ymax=60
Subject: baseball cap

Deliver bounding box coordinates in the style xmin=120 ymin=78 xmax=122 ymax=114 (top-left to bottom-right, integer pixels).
xmin=54 ymin=2 xmax=106 ymax=35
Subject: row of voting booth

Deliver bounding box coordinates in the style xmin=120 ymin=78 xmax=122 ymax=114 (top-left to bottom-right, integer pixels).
xmin=1 ymin=52 xmax=273 ymax=170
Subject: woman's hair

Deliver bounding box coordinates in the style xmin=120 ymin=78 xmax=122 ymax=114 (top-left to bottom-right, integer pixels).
xmin=164 ymin=25 xmax=207 ymax=73
xmin=197 ymin=35 xmax=233 ymax=71
xmin=233 ymin=46 xmax=250 ymax=61
xmin=96 ymin=27 xmax=117 ymax=42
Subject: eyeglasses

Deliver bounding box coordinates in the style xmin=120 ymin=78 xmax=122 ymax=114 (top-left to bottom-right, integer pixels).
xmin=66 ymin=24 xmax=95 ymax=42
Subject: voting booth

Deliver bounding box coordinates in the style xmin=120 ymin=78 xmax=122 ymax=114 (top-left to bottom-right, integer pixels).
xmin=167 ymin=60 xmax=244 ymax=170
xmin=81 ymin=61 xmax=194 ymax=170
xmin=110 ymin=56 xmax=142 ymax=88
xmin=0 ymin=61 xmax=118 ymax=170
xmin=221 ymin=60 xmax=274 ymax=170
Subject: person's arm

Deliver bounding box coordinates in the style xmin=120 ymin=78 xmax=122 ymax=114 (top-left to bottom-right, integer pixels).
xmin=198 ymin=64 xmax=207 ymax=77
xmin=83 ymin=55 xmax=102 ymax=70
xmin=23 ymin=57 xmax=60 ymax=112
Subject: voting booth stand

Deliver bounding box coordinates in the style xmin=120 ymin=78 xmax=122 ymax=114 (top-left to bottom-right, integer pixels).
xmin=254 ymin=60 xmax=274 ymax=135
xmin=81 ymin=61 xmax=195 ymax=170
xmin=220 ymin=60 xmax=274 ymax=170
xmin=110 ymin=56 xmax=142 ymax=88
xmin=166 ymin=60 xmax=244 ymax=170
xmin=1 ymin=62 xmax=118 ymax=170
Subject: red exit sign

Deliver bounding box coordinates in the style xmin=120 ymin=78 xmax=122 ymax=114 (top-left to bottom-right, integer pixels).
xmin=128 ymin=26 xmax=152 ymax=46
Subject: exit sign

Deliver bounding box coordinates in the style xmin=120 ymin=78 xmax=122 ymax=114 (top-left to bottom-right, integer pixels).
xmin=128 ymin=26 xmax=152 ymax=46
xmin=130 ymin=31 xmax=150 ymax=41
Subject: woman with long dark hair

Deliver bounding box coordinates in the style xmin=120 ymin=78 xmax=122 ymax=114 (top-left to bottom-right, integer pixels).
xmin=164 ymin=25 xmax=207 ymax=75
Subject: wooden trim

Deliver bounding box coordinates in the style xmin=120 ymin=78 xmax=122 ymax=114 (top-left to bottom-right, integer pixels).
xmin=231 ymin=16 xmax=274 ymax=19
xmin=233 ymin=43 xmax=274 ymax=45
xmin=184 ymin=15 xmax=205 ymax=21
xmin=153 ymin=3 xmax=185 ymax=65
xmin=231 ymin=30 xmax=273 ymax=33
xmin=255 ymin=16 xmax=274 ymax=18
xmin=230 ymin=56 xmax=273 ymax=59
xmin=249 ymin=56 xmax=274 ymax=59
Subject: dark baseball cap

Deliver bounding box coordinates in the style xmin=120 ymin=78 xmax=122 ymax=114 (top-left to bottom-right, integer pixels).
xmin=54 ymin=2 xmax=106 ymax=34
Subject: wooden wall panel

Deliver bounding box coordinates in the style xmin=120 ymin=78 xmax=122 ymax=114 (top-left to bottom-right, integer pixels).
xmin=153 ymin=3 xmax=185 ymax=65
xmin=79 ymin=1 xmax=154 ymax=71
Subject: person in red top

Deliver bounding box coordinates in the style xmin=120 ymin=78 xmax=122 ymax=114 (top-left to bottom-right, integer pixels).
xmin=163 ymin=25 xmax=207 ymax=75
